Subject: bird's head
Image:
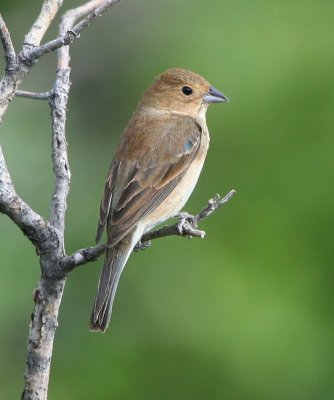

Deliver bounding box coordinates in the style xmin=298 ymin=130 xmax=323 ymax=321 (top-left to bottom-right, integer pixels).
xmin=140 ymin=68 xmax=228 ymax=118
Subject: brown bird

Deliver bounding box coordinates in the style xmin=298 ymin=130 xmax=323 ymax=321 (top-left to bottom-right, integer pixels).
xmin=90 ymin=68 xmax=228 ymax=332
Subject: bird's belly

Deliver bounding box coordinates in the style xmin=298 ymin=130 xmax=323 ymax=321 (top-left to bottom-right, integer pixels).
xmin=143 ymin=149 xmax=207 ymax=232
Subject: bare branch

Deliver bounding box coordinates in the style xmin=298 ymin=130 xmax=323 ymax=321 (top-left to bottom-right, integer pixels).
xmin=49 ymin=70 xmax=71 ymax=231
xmin=64 ymin=190 xmax=236 ymax=270
xmin=15 ymin=89 xmax=51 ymax=99
xmin=141 ymin=190 xmax=236 ymax=244
xmin=139 ymin=220 xmax=205 ymax=244
xmin=23 ymin=0 xmax=64 ymax=48
xmin=28 ymin=0 xmax=121 ymax=64
xmin=21 ymin=277 xmax=65 ymax=400
xmin=58 ymin=0 xmax=107 ymax=69
xmin=194 ymin=190 xmax=236 ymax=223
xmin=0 ymin=1 xmax=121 ymax=122
xmin=61 ymin=243 xmax=107 ymax=272
xmin=0 ymin=146 xmax=53 ymax=249
xmin=0 ymin=14 xmax=16 ymax=72
xmin=69 ymin=0 xmax=121 ymax=36
xmin=0 ymin=1 xmax=62 ymax=120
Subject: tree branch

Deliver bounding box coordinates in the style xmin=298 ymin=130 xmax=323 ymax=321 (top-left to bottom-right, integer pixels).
xmin=62 ymin=190 xmax=236 ymax=271
xmin=0 ymin=0 xmax=121 ymax=122
xmin=0 ymin=14 xmax=16 ymax=72
xmin=49 ymin=70 xmax=71 ymax=232
xmin=23 ymin=0 xmax=64 ymax=49
xmin=21 ymin=277 xmax=66 ymax=400
xmin=140 ymin=190 xmax=237 ymax=245
xmin=58 ymin=0 xmax=104 ymax=69
xmin=27 ymin=0 xmax=121 ymax=64
xmin=61 ymin=243 xmax=107 ymax=272
xmin=15 ymin=89 xmax=51 ymax=99
xmin=0 ymin=2 xmax=64 ymax=121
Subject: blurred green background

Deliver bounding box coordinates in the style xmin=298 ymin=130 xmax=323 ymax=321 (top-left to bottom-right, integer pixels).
xmin=1 ymin=0 xmax=334 ymax=399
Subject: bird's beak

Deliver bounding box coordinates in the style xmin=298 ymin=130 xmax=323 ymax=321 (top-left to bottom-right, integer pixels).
xmin=203 ymin=86 xmax=229 ymax=104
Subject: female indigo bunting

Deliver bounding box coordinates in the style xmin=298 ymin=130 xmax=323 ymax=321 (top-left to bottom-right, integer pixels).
xmin=90 ymin=68 xmax=228 ymax=332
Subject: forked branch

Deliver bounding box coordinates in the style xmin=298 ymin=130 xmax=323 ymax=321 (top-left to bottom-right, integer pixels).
xmin=0 ymin=0 xmax=121 ymax=121
xmin=27 ymin=0 xmax=122 ymax=64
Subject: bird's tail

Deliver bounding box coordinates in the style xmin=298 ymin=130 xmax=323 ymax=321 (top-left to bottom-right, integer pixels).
xmin=89 ymin=244 xmax=132 ymax=332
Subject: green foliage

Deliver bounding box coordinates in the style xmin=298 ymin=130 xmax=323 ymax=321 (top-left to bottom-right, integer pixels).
xmin=1 ymin=0 xmax=334 ymax=398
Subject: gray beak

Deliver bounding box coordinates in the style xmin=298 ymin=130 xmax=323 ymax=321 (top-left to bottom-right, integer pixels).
xmin=203 ymin=86 xmax=229 ymax=104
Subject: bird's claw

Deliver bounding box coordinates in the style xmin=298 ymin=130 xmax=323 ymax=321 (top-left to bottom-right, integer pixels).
xmin=176 ymin=211 xmax=201 ymax=237
xmin=134 ymin=240 xmax=152 ymax=252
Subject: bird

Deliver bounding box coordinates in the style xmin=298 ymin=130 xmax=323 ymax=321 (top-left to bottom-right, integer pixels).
xmin=90 ymin=68 xmax=228 ymax=332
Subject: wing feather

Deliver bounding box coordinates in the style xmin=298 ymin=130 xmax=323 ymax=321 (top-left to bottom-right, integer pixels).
xmin=97 ymin=114 xmax=204 ymax=246
xmin=95 ymin=161 xmax=120 ymax=243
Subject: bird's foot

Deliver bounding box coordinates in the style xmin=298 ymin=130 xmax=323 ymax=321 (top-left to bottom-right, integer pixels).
xmin=176 ymin=212 xmax=206 ymax=238
xmin=134 ymin=239 xmax=152 ymax=252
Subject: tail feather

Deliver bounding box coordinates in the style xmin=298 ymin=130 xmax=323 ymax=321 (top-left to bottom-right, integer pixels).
xmin=89 ymin=246 xmax=131 ymax=332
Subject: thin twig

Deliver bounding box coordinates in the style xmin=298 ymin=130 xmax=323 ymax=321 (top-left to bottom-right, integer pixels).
xmin=23 ymin=0 xmax=64 ymax=49
xmin=141 ymin=190 xmax=237 ymax=244
xmin=58 ymin=0 xmax=105 ymax=69
xmin=0 ymin=14 xmax=16 ymax=72
xmin=0 ymin=1 xmax=62 ymax=120
xmin=15 ymin=89 xmax=51 ymax=99
xmin=63 ymin=190 xmax=236 ymax=271
xmin=61 ymin=243 xmax=107 ymax=272
xmin=28 ymin=0 xmax=121 ymax=63
xmin=195 ymin=190 xmax=236 ymax=223
xmin=0 ymin=1 xmax=120 ymax=122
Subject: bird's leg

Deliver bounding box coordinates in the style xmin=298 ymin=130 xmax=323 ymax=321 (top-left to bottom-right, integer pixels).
xmin=134 ymin=239 xmax=152 ymax=252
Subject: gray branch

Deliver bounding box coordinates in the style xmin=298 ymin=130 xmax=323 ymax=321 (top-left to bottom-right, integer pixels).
xmin=61 ymin=190 xmax=236 ymax=272
xmin=141 ymin=190 xmax=236 ymax=244
xmin=0 ymin=1 xmax=63 ymax=121
xmin=23 ymin=0 xmax=64 ymax=49
xmin=0 ymin=14 xmax=16 ymax=72
xmin=49 ymin=70 xmax=71 ymax=232
xmin=27 ymin=0 xmax=121 ymax=64
xmin=15 ymin=89 xmax=51 ymax=99
xmin=61 ymin=243 xmax=107 ymax=271
xmin=0 ymin=0 xmax=120 ymax=122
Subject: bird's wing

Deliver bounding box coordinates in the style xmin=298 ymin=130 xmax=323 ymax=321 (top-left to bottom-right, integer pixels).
xmin=96 ymin=161 xmax=120 ymax=243
xmin=96 ymin=114 xmax=204 ymax=246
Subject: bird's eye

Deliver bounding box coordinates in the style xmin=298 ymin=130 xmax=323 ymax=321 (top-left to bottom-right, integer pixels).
xmin=181 ymin=86 xmax=193 ymax=96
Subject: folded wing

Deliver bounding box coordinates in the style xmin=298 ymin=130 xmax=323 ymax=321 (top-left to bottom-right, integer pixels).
xmin=96 ymin=114 xmax=203 ymax=246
